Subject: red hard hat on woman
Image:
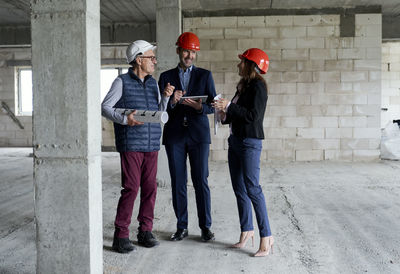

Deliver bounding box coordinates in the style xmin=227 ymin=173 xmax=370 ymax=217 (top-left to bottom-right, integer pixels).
xmin=238 ymin=48 xmax=269 ymax=74
xmin=176 ymin=32 xmax=200 ymax=51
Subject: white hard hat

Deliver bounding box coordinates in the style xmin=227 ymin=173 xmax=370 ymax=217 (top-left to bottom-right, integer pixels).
xmin=126 ymin=40 xmax=157 ymax=64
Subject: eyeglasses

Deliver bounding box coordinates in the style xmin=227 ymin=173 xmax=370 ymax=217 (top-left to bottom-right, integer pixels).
xmin=139 ymin=55 xmax=157 ymax=62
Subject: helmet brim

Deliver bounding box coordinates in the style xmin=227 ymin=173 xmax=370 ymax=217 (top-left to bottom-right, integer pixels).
xmin=238 ymin=54 xmax=267 ymax=74
xmin=176 ymin=44 xmax=200 ymax=51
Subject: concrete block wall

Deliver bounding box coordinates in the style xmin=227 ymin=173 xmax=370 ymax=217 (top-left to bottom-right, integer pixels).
xmin=0 ymin=17 xmax=387 ymax=162
xmin=184 ymin=14 xmax=382 ymax=161
xmin=0 ymin=46 xmax=126 ymax=148
xmin=382 ymin=42 xmax=400 ymax=127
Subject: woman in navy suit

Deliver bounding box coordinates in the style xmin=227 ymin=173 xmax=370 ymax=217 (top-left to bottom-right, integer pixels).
xmin=213 ymin=48 xmax=274 ymax=257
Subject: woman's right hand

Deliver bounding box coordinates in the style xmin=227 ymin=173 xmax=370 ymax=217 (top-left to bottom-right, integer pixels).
xmin=212 ymin=98 xmax=229 ymax=112
xmin=218 ymin=110 xmax=226 ymax=121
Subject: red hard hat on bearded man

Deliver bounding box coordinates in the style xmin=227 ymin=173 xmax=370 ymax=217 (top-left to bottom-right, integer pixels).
xmin=238 ymin=48 xmax=269 ymax=74
xmin=176 ymin=32 xmax=200 ymax=51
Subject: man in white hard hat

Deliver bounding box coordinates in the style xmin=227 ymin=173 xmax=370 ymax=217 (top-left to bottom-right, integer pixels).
xmin=102 ymin=40 xmax=172 ymax=253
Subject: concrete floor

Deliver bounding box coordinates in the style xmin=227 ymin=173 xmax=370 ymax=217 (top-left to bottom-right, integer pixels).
xmin=0 ymin=148 xmax=400 ymax=274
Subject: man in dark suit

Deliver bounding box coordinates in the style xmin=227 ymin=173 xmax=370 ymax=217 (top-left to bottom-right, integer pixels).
xmin=158 ymin=32 xmax=216 ymax=242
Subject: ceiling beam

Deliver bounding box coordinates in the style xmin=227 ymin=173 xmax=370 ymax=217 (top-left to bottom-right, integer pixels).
xmin=183 ymin=5 xmax=382 ymax=17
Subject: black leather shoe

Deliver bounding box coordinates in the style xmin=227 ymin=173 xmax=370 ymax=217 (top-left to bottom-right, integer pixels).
xmin=137 ymin=230 xmax=160 ymax=248
xmin=112 ymin=237 xmax=136 ymax=253
xmin=170 ymin=229 xmax=188 ymax=241
xmin=201 ymin=228 xmax=215 ymax=242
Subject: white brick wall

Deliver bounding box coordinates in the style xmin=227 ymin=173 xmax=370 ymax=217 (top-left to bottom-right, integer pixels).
xmin=312 ymin=117 xmax=338 ymax=128
xmin=210 ymin=17 xmax=237 ymax=28
xmin=281 ymin=117 xmax=311 ymax=128
xmin=252 ymin=28 xmax=279 ymax=38
xmin=339 ymin=117 xmax=368 ymax=127
xmin=185 ymin=13 xmax=382 ymax=161
xmin=297 ymin=128 xmax=325 ymax=139
xmin=297 ymin=60 xmax=325 ymax=71
xmin=0 ymin=14 xmax=386 ymax=163
xmin=284 ymin=138 xmax=313 ymax=150
xmin=238 ymin=16 xmax=265 ymax=27
xmin=338 ymin=48 xmax=366 ymax=59
xmin=269 ymin=38 xmax=297 ymax=49
xmin=326 ymin=128 xmax=353 ymax=138
xmin=307 ymin=26 xmax=339 ymax=37
xmin=312 ymin=139 xmax=340 ymax=149
xmin=282 ymin=49 xmax=309 ymax=60
xmin=265 ymin=16 xmax=293 ymax=26
xmin=296 ymin=38 xmax=325 ymax=49
xmin=381 ymin=42 xmax=400 ymax=128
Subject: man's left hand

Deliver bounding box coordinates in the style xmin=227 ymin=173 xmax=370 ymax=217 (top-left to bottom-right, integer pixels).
xmin=163 ymin=82 xmax=174 ymax=97
xmin=182 ymin=99 xmax=203 ymax=111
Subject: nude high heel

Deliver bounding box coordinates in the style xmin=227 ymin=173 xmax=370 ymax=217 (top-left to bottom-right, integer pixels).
xmin=231 ymin=231 xmax=255 ymax=248
xmin=254 ymin=236 xmax=274 ymax=257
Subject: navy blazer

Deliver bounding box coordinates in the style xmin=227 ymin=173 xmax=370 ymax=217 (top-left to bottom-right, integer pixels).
xmin=159 ymin=65 xmax=216 ymax=145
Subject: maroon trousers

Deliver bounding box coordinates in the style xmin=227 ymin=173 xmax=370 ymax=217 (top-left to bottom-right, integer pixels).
xmin=114 ymin=151 xmax=158 ymax=238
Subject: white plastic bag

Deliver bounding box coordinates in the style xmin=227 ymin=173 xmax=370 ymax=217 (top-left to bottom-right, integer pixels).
xmin=381 ymin=122 xmax=400 ymax=160
xmin=382 ymin=122 xmax=400 ymax=138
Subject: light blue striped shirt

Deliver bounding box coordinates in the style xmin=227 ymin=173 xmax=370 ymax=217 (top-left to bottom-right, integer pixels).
xmin=178 ymin=65 xmax=193 ymax=92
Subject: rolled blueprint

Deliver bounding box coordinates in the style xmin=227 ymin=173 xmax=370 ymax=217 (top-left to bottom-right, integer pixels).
xmin=115 ymin=108 xmax=169 ymax=124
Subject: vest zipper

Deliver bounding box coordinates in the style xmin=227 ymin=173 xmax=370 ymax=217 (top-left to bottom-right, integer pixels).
xmin=144 ymin=84 xmax=151 ymax=150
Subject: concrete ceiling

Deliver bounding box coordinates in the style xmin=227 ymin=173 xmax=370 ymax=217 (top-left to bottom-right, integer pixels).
xmin=0 ymin=0 xmax=399 ymax=26
xmin=100 ymin=0 xmax=156 ymax=24
xmin=0 ymin=0 xmax=30 ymax=25
xmin=0 ymin=0 xmax=399 ymax=43
xmin=0 ymin=0 xmax=158 ymax=25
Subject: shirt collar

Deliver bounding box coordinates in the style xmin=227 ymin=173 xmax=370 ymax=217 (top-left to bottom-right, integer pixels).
xmin=128 ymin=67 xmax=152 ymax=82
xmin=178 ymin=64 xmax=193 ymax=73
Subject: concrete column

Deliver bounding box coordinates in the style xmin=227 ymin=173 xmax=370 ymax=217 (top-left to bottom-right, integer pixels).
xmin=31 ymin=0 xmax=102 ymax=273
xmin=156 ymin=0 xmax=181 ymax=73
xmin=156 ymin=0 xmax=181 ymax=186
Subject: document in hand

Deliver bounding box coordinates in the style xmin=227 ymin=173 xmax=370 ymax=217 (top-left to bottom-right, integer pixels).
xmin=214 ymin=94 xmax=222 ymax=135
xmin=115 ymin=109 xmax=169 ymax=124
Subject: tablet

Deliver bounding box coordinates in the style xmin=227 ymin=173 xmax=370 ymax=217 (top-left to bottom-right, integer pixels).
xmin=179 ymin=95 xmax=208 ymax=103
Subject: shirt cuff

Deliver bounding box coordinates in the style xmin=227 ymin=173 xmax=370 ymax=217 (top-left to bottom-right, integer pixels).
xmin=225 ymin=101 xmax=231 ymax=112
xmin=122 ymin=115 xmax=128 ymax=125
xmin=221 ymin=112 xmax=227 ymax=122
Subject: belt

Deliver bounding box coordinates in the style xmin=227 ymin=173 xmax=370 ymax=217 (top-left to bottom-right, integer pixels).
xmin=182 ymin=117 xmax=188 ymax=127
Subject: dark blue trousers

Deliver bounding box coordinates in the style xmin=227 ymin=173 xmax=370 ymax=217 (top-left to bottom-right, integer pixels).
xmin=228 ymin=135 xmax=272 ymax=237
xmin=165 ymin=138 xmax=211 ymax=230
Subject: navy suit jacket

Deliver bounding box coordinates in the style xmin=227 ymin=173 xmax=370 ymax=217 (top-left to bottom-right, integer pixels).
xmin=159 ymin=65 xmax=216 ymax=145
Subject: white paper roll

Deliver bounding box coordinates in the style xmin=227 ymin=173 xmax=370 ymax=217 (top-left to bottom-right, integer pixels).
xmin=115 ymin=108 xmax=169 ymax=124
